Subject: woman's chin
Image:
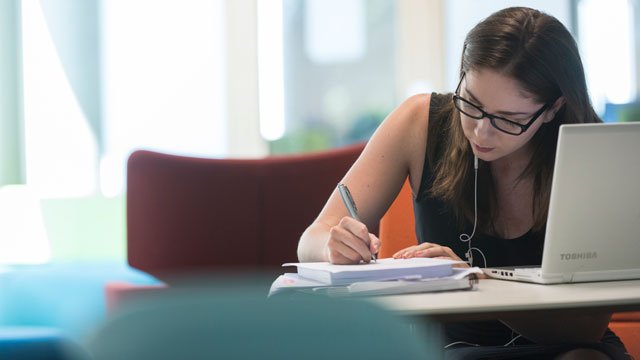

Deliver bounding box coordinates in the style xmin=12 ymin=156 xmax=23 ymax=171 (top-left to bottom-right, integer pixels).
xmin=473 ymin=151 xmax=497 ymax=162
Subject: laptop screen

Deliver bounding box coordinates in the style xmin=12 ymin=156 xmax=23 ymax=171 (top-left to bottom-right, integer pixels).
xmin=541 ymin=122 xmax=640 ymax=281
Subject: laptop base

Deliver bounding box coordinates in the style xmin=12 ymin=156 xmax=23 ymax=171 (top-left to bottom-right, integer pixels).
xmin=482 ymin=266 xmax=564 ymax=284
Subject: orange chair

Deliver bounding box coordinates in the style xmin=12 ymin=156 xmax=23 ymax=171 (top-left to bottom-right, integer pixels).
xmin=379 ymin=178 xmax=418 ymax=258
xmin=379 ymin=178 xmax=640 ymax=357
xmin=609 ymin=312 xmax=640 ymax=359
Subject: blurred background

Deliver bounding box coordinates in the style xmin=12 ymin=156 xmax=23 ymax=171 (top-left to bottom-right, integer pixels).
xmin=0 ymin=0 xmax=638 ymax=264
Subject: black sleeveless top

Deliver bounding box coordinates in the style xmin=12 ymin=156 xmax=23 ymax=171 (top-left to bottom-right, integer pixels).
xmin=415 ymin=93 xmax=544 ymax=345
xmin=414 ymin=92 xmax=544 ymax=268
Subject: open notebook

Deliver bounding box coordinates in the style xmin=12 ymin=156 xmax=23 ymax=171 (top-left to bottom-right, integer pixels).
xmin=283 ymin=258 xmax=459 ymax=286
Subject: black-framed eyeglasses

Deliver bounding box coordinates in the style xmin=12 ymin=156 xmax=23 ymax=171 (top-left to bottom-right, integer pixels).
xmin=452 ymin=73 xmax=552 ymax=136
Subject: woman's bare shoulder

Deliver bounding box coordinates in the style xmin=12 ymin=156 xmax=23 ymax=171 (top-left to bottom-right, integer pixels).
xmin=388 ymin=94 xmax=432 ymax=190
xmin=381 ymin=93 xmax=431 ymax=146
xmin=392 ymin=93 xmax=432 ymax=123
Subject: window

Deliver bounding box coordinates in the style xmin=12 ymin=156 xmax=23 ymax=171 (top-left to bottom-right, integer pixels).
xmin=100 ymin=0 xmax=227 ymax=196
xmin=577 ymin=0 xmax=637 ymax=115
xmin=21 ymin=0 xmax=99 ymax=197
xmin=20 ymin=0 xmax=227 ymax=198
xmin=265 ymin=0 xmax=397 ymax=154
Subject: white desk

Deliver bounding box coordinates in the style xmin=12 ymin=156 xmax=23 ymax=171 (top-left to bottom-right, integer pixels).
xmin=371 ymin=279 xmax=640 ymax=322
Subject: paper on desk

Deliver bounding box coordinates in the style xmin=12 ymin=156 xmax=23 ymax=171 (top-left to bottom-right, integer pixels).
xmin=268 ymin=272 xmax=325 ymax=297
xmin=450 ymin=267 xmax=483 ymax=279
xmin=332 ymin=267 xmax=482 ymax=297
xmin=283 ymin=257 xmax=463 ymax=285
xmin=269 ymin=267 xmax=482 ymax=297
xmin=283 ymin=257 xmax=462 ymax=273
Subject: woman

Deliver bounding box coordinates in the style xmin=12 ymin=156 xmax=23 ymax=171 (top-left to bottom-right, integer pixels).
xmin=297 ymin=7 xmax=630 ymax=360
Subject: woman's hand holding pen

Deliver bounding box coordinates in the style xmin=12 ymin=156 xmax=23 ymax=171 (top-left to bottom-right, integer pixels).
xmin=326 ymin=216 xmax=381 ymax=265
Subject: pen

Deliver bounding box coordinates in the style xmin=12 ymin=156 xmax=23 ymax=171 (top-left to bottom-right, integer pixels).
xmin=337 ymin=183 xmax=377 ymax=262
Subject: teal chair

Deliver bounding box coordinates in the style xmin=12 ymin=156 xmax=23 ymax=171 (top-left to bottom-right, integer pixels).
xmin=87 ymin=286 xmax=442 ymax=360
xmin=0 ymin=327 xmax=89 ymax=360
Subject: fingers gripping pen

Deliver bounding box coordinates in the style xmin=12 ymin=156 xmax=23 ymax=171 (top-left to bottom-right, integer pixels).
xmin=337 ymin=183 xmax=377 ymax=262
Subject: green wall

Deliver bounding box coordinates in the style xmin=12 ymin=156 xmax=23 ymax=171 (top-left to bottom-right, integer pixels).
xmin=40 ymin=196 xmax=126 ymax=261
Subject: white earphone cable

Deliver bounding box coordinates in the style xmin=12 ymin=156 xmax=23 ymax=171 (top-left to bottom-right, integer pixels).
xmin=459 ymin=156 xmax=487 ymax=268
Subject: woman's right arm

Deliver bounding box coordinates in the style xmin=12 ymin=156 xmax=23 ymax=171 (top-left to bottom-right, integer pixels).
xmin=297 ymin=94 xmax=431 ymax=263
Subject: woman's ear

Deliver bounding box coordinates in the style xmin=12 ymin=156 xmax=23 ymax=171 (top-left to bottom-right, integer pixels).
xmin=543 ymin=96 xmax=566 ymax=123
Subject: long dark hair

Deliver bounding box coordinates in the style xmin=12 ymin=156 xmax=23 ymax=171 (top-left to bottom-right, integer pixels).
xmin=429 ymin=7 xmax=601 ymax=235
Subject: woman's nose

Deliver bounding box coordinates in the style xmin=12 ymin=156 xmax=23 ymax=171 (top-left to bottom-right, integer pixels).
xmin=474 ymin=117 xmax=494 ymax=138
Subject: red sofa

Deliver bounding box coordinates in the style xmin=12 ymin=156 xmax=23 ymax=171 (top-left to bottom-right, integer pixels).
xmin=121 ymin=143 xmax=366 ymax=281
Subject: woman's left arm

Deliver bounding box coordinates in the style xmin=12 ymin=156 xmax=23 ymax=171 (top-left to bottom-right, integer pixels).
xmin=500 ymin=311 xmax=612 ymax=344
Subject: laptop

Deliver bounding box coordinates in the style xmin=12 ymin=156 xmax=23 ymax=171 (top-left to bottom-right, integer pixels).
xmin=483 ymin=122 xmax=640 ymax=284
